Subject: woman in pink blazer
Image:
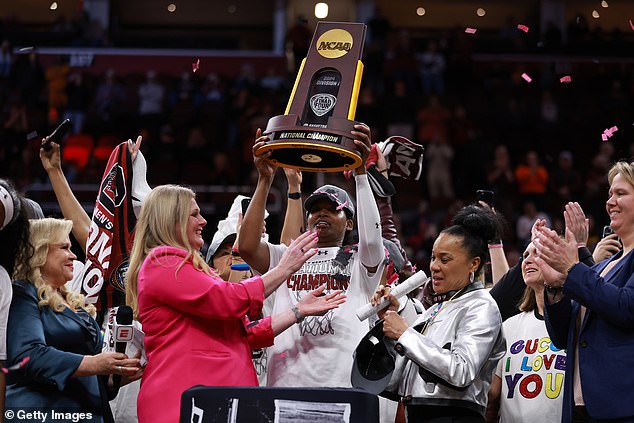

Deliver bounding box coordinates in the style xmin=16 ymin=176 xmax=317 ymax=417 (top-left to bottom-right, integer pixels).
xmin=126 ymin=185 xmax=344 ymax=423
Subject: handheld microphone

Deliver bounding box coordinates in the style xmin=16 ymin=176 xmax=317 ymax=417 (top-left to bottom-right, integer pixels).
xmin=111 ymin=305 xmax=134 ymax=393
xmin=114 ymin=305 xmax=134 ymax=353
xmin=41 ymin=119 xmax=72 ymax=151
xmin=356 ymin=271 xmax=429 ymax=321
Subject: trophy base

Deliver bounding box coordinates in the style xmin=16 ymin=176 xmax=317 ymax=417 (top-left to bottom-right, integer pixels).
xmin=256 ymin=115 xmax=363 ymax=172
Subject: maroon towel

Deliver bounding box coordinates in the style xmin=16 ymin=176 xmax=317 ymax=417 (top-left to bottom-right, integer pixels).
xmin=80 ymin=142 xmax=136 ymax=324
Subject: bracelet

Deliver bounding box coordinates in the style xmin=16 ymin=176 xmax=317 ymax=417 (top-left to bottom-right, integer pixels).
xmin=291 ymin=305 xmax=304 ymax=323
xmin=230 ymin=263 xmax=250 ymax=271
xmin=288 ymin=191 xmax=301 ymax=200
xmin=488 ymin=242 xmax=503 ymax=249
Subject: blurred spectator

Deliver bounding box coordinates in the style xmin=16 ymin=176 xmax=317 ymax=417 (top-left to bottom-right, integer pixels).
xmin=45 ymin=56 xmax=70 ymax=120
xmin=137 ymin=70 xmax=165 ymax=139
xmin=384 ymin=79 xmax=416 ymax=140
xmin=367 ymin=6 xmax=391 ymax=49
xmin=516 ymin=200 xmax=550 ymax=248
xmin=63 ymin=71 xmax=91 ymax=134
xmin=416 ymin=95 xmax=450 ymax=144
xmin=487 ymin=145 xmax=516 ymax=220
xmin=94 ymin=68 xmax=126 ymax=126
xmin=417 ymin=40 xmax=446 ymax=96
xmin=259 ymin=66 xmax=286 ymax=94
xmin=285 ymin=15 xmax=312 ymax=74
xmin=515 ymin=150 xmax=549 ymax=209
xmin=539 ymin=90 xmax=559 ymax=125
xmin=12 ymin=50 xmax=45 ymax=107
xmin=548 ymin=150 xmax=582 ymax=211
xmin=426 ymin=135 xmax=454 ymax=204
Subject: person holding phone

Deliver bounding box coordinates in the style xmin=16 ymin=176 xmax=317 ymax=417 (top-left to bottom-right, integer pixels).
xmin=534 ymin=161 xmax=634 ymax=422
xmin=593 ymin=226 xmax=621 ymax=263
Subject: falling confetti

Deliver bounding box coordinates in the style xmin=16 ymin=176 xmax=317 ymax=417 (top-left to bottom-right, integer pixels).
xmin=517 ymin=24 xmax=530 ymax=33
xmin=1 ymin=357 xmax=30 ymax=374
xmin=465 ymin=27 xmax=477 ymax=34
xmin=192 ymin=58 xmax=200 ymax=73
xmin=601 ymin=125 xmax=619 ymax=141
xmin=521 ymin=73 xmax=532 ymax=83
xmin=560 ymin=75 xmax=572 ymax=83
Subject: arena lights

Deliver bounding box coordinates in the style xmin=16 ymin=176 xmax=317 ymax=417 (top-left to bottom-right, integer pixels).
xmin=315 ymin=3 xmax=329 ymax=19
xmin=228 ymin=4 xmax=237 ymax=14
xmin=49 ymin=2 xmax=58 ymax=10
xmin=416 ymin=7 xmax=426 ymax=16
xmin=167 ymin=3 xmax=176 ymax=13
xmin=476 ymin=8 xmax=486 ymax=17
xmin=592 ymin=9 xmax=600 ymax=18
xmin=601 ymin=1 xmax=608 ymax=7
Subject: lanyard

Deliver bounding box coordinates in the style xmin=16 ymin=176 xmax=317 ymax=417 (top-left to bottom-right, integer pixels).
xmin=419 ymin=286 xmax=466 ymax=335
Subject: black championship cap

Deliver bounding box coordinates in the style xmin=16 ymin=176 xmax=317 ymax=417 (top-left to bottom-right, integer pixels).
xmin=350 ymin=320 xmax=395 ymax=395
xmin=304 ymin=184 xmax=355 ymax=218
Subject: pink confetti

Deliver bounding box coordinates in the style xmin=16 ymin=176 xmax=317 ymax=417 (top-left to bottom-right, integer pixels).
xmin=517 ymin=24 xmax=530 ymax=33
xmin=521 ymin=72 xmax=532 ymax=83
xmin=465 ymin=27 xmax=477 ymax=34
xmin=192 ymin=58 xmax=200 ymax=73
xmin=629 ymin=19 xmax=634 ymax=31
xmin=560 ymin=75 xmax=572 ymax=83
xmin=601 ymin=125 xmax=619 ymax=141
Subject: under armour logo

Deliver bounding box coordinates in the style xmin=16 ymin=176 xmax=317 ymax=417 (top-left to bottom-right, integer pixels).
xmin=375 ymin=222 xmax=380 ymax=229
xmin=316 ymin=250 xmax=329 ymax=256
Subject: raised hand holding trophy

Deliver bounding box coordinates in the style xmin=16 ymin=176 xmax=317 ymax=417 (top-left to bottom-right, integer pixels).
xmin=256 ymin=22 xmax=366 ymax=172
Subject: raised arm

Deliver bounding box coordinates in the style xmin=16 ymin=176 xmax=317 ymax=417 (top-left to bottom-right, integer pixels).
xmin=352 ymin=124 xmax=384 ymax=273
xmin=239 ymin=129 xmax=278 ymax=274
xmin=280 ymin=167 xmax=304 ymax=246
xmin=39 ymin=141 xmax=91 ymax=251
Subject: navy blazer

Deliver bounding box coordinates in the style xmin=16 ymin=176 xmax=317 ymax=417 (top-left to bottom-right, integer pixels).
xmin=545 ymin=249 xmax=634 ymax=422
xmin=6 ymin=280 xmax=113 ymax=422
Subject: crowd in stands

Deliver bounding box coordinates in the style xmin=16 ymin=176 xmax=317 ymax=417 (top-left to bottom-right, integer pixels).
xmin=1 ymin=13 xmax=633 ymax=274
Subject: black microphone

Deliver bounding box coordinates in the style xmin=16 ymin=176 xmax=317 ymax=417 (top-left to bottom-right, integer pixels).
xmin=111 ymin=305 xmax=134 ymax=394
xmin=114 ymin=305 xmax=134 ymax=354
xmin=41 ymin=119 xmax=72 ymax=151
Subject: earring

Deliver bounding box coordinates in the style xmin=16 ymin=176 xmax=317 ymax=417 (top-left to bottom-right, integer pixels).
xmin=469 ymin=271 xmax=475 ymax=283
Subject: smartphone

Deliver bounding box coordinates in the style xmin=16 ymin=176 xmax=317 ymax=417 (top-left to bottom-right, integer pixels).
xmin=602 ymin=225 xmax=614 ymax=238
xmin=41 ymin=119 xmax=72 ymax=151
xmin=241 ymin=198 xmax=251 ymax=215
xmin=476 ymin=189 xmax=495 ymax=206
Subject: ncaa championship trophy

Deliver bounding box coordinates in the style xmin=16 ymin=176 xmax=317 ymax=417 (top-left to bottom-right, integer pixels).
xmin=256 ymin=22 xmax=366 ymax=172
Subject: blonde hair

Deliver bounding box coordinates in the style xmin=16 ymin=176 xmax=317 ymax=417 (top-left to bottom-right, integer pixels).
xmin=126 ymin=185 xmax=211 ymax=320
xmin=608 ymin=161 xmax=634 ymax=187
xmin=518 ymin=285 xmax=537 ymax=312
xmin=13 ymin=218 xmax=95 ymax=315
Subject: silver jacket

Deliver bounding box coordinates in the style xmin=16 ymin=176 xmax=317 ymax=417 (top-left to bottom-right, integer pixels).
xmin=384 ymin=282 xmax=505 ymax=416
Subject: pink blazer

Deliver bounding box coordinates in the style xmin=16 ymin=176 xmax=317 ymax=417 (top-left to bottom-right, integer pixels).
xmin=136 ymin=246 xmax=273 ymax=423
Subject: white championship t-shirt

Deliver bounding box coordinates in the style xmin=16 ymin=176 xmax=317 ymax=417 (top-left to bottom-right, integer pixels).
xmin=265 ymin=244 xmax=383 ymax=388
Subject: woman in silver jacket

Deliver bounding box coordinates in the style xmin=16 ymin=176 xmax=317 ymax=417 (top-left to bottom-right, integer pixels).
xmin=374 ymin=205 xmax=505 ymax=422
